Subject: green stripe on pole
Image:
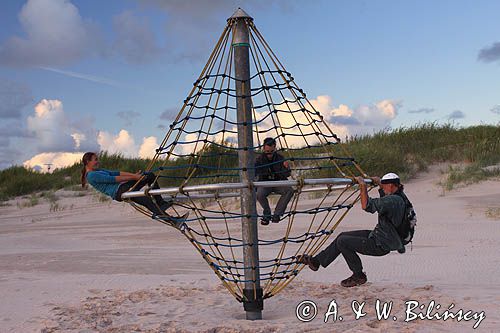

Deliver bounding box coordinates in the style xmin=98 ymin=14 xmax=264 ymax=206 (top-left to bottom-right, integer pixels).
xmin=232 ymin=42 xmax=250 ymax=47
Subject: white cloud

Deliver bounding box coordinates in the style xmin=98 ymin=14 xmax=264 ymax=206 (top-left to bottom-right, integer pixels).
xmin=23 ymin=152 xmax=83 ymax=172
xmin=97 ymin=129 xmax=137 ymax=157
xmin=96 ymin=130 xmax=160 ymax=158
xmin=71 ymin=133 xmax=86 ymax=149
xmin=26 ymin=98 xmax=97 ymax=153
xmin=0 ymin=0 xmax=100 ymax=67
xmin=16 ymin=93 xmax=400 ymax=171
xmin=309 ymin=95 xmax=401 ymax=136
xmin=21 ymin=133 xmax=162 ymax=173
xmin=169 ymin=95 xmax=401 ymax=158
xmin=138 ymin=136 xmax=159 ymax=159
xmin=27 ymin=99 xmax=75 ymax=151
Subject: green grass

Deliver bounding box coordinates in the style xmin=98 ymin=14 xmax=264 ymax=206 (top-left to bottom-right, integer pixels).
xmin=485 ymin=207 xmax=500 ymax=220
xmin=16 ymin=193 xmax=39 ymax=209
xmin=1 ymin=123 xmax=500 ymax=201
xmin=441 ymin=164 xmax=500 ymax=190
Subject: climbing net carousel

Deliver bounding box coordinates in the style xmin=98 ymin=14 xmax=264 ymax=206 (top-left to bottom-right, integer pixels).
xmin=122 ymin=8 xmax=371 ymax=319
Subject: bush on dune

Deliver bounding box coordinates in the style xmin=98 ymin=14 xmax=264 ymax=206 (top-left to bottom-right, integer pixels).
xmin=1 ymin=123 xmax=499 ymax=201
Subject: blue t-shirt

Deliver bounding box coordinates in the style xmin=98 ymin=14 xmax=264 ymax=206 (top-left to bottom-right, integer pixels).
xmin=86 ymin=169 xmax=121 ymax=199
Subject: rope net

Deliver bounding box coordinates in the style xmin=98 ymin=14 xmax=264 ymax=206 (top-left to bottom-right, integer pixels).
xmin=125 ymin=16 xmax=368 ymax=303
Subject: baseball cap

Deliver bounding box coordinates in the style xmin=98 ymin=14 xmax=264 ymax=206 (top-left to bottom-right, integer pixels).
xmin=381 ymin=172 xmax=400 ymax=185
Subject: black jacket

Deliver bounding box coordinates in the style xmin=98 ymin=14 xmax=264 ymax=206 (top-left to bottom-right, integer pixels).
xmin=364 ymin=190 xmax=406 ymax=251
xmin=255 ymin=152 xmax=291 ymax=181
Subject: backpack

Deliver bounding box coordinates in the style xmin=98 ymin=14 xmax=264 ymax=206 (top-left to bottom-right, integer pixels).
xmin=394 ymin=190 xmax=417 ymax=248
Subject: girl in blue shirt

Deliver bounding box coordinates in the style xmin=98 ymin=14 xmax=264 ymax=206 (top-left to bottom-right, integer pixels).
xmin=81 ymin=152 xmax=182 ymax=222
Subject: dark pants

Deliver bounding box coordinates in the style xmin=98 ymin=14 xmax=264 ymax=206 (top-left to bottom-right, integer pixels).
xmin=115 ymin=173 xmax=169 ymax=216
xmin=256 ymin=186 xmax=294 ymax=218
xmin=314 ymin=230 xmax=389 ymax=274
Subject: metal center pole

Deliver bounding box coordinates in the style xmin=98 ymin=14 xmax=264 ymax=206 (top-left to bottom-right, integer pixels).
xmin=230 ymin=8 xmax=263 ymax=320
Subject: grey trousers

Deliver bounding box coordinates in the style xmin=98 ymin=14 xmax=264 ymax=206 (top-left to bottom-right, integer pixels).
xmin=256 ymin=186 xmax=294 ymax=218
xmin=314 ymin=230 xmax=389 ymax=274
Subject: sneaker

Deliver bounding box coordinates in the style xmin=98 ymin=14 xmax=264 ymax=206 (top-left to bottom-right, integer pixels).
xmin=340 ymin=272 xmax=367 ymax=287
xmin=260 ymin=217 xmax=270 ymax=226
xmin=154 ymin=212 xmax=189 ymax=229
xmin=296 ymin=254 xmax=319 ymax=271
xmin=159 ymin=200 xmax=173 ymax=213
xmin=271 ymin=215 xmax=280 ymax=223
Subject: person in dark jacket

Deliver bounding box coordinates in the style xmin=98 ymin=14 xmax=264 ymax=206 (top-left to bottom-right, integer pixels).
xmin=255 ymin=138 xmax=294 ymax=225
xmin=297 ymin=172 xmax=406 ymax=287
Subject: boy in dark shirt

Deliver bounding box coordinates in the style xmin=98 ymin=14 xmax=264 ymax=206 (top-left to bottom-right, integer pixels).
xmin=254 ymin=138 xmax=294 ymax=225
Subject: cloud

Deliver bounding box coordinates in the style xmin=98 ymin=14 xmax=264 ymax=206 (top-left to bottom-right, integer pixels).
xmin=447 ymin=110 xmax=465 ymax=120
xmin=140 ymin=0 xmax=298 ymax=61
xmin=159 ymin=107 xmax=179 ymax=121
xmin=311 ymin=95 xmax=401 ymax=134
xmin=138 ymin=136 xmax=159 ymax=159
xmin=26 ymin=99 xmax=98 ymax=152
xmin=23 ymin=152 xmax=83 ymax=173
xmin=0 ymin=1 xmax=166 ymax=68
xmin=0 ymin=79 xmax=33 ymax=118
xmin=491 ymin=105 xmax=500 ymax=115
xmin=0 ymin=0 xmax=101 ymax=67
xmin=97 ymin=129 xmax=138 ymax=157
xmin=96 ymin=130 xmax=158 ymax=158
xmin=409 ymin=107 xmax=435 ymax=114
xmin=117 ymin=110 xmax=141 ymax=126
xmin=27 ymin=99 xmax=75 ymax=151
xmin=168 ymin=94 xmax=401 ymax=157
xmin=478 ymin=42 xmax=500 ymax=63
xmin=0 ymin=0 xmax=301 ymax=68
xmin=112 ymin=10 xmax=163 ymax=64
xmin=19 ymin=131 xmax=161 ymax=172
xmin=2 ymin=96 xmax=160 ymax=170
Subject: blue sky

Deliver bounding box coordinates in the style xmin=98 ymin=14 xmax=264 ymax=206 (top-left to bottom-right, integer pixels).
xmin=1 ymin=0 xmax=500 ymax=171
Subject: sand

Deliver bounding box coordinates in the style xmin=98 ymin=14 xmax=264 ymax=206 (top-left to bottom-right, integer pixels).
xmin=0 ymin=167 xmax=499 ymax=332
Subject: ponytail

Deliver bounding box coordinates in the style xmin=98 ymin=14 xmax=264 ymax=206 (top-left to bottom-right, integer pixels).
xmin=81 ymin=166 xmax=87 ymax=188
xmin=81 ymin=152 xmax=96 ymax=188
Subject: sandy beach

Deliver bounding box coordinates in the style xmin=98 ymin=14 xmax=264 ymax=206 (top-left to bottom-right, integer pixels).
xmin=1 ymin=166 xmax=499 ymax=332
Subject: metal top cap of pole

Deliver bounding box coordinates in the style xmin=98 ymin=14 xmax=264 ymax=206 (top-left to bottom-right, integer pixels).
xmin=228 ymin=8 xmax=253 ymax=21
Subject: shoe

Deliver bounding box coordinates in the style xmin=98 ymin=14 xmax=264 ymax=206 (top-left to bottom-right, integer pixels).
xmin=260 ymin=217 xmax=270 ymax=226
xmin=159 ymin=200 xmax=173 ymax=213
xmin=271 ymin=215 xmax=280 ymax=223
xmin=154 ymin=212 xmax=189 ymax=229
xmin=340 ymin=272 xmax=367 ymax=287
xmin=296 ymin=254 xmax=319 ymax=271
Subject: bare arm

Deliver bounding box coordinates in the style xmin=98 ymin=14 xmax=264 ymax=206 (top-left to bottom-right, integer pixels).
xmin=119 ymin=171 xmax=141 ymax=177
xmin=115 ymin=172 xmax=142 ymax=183
xmin=355 ymin=176 xmax=369 ymax=210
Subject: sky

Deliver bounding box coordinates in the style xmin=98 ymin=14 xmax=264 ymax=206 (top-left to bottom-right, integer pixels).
xmin=1 ymin=0 xmax=500 ymax=171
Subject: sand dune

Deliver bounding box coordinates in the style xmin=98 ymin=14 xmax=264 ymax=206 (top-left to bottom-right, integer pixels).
xmin=0 ymin=167 xmax=499 ymax=332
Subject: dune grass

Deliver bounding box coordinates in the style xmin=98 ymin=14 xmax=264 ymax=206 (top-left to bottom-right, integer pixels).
xmin=1 ymin=123 xmax=499 ymax=201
